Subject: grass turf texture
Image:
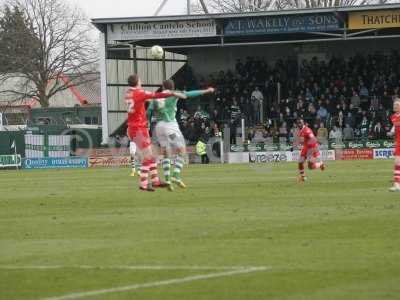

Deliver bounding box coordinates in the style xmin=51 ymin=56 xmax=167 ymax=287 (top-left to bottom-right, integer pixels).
xmin=0 ymin=160 xmax=400 ymax=300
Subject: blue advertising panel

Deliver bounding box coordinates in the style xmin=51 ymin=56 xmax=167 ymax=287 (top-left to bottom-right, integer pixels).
xmin=22 ymin=157 xmax=88 ymax=169
xmin=224 ymin=13 xmax=341 ymax=36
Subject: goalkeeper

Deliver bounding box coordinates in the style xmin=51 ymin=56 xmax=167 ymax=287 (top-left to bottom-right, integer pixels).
xmin=147 ymin=80 xmax=215 ymax=190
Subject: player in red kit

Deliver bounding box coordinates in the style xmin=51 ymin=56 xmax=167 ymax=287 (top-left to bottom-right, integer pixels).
xmin=295 ymin=118 xmax=325 ymax=182
xmin=389 ymin=98 xmax=400 ymax=192
xmin=125 ymin=74 xmax=186 ymax=192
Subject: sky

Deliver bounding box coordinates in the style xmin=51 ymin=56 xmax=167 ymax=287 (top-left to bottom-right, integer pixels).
xmin=69 ymin=0 xmax=189 ymax=19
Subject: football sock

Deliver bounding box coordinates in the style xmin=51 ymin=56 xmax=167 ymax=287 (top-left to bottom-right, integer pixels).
xmin=162 ymin=158 xmax=171 ymax=183
xmin=131 ymin=156 xmax=137 ymax=172
xmin=298 ymin=162 xmax=305 ymax=177
xmin=140 ymin=160 xmax=151 ymax=189
xmin=150 ymin=160 xmax=160 ymax=185
xmin=173 ymin=155 xmax=185 ymax=180
xmin=394 ymin=164 xmax=400 ymax=183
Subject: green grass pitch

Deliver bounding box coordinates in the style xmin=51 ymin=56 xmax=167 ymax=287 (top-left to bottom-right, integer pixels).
xmin=1 ymin=160 xmax=400 ymax=300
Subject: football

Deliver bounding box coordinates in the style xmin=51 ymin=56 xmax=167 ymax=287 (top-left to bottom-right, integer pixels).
xmin=150 ymin=45 xmax=164 ymax=59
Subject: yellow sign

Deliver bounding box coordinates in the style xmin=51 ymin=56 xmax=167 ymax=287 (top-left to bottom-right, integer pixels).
xmin=349 ymin=10 xmax=400 ymax=29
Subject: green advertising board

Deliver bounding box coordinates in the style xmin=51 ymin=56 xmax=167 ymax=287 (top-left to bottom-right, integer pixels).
xmin=230 ymin=140 xmax=396 ymax=152
xmin=0 ymin=155 xmax=22 ymax=168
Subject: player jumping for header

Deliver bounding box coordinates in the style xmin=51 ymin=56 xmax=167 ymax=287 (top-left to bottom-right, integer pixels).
xmin=147 ymin=80 xmax=215 ymax=190
xmin=388 ymin=97 xmax=400 ymax=192
xmin=125 ymin=74 xmax=186 ymax=192
xmin=295 ymin=118 xmax=326 ymax=182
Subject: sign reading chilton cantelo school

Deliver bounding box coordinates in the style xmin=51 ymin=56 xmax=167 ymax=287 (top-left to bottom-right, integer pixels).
xmin=107 ymin=20 xmax=216 ymax=41
xmin=224 ymin=13 xmax=341 ymax=36
xmin=349 ymin=10 xmax=400 ymax=30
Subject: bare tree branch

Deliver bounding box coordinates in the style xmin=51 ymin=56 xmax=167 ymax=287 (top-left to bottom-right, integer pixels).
xmin=192 ymin=0 xmax=395 ymax=13
xmin=0 ymin=0 xmax=98 ymax=107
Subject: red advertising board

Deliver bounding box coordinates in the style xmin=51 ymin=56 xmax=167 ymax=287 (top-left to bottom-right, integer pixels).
xmin=337 ymin=149 xmax=373 ymax=160
xmin=77 ymin=148 xmax=129 ymax=157
xmin=89 ymin=156 xmax=131 ymax=168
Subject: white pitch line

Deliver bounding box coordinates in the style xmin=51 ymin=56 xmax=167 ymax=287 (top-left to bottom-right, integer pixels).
xmin=43 ymin=267 xmax=270 ymax=300
xmin=0 ymin=265 xmax=264 ymax=271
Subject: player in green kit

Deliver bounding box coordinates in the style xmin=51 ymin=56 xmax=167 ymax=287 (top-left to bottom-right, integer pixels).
xmin=147 ymin=80 xmax=215 ymax=190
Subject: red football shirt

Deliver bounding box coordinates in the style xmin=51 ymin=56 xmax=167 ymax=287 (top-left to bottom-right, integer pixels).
xmin=391 ymin=113 xmax=400 ymax=145
xmin=125 ymin=87 xmax=173 ymax=128
xmin=298 ymin=125 xmax=317 ymax=147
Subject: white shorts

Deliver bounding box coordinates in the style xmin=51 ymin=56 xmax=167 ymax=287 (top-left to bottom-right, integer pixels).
xmin=155 ymin=121 xmax=186 ymax=149
xmin=129 ymin=141 xmax=137 ymax=155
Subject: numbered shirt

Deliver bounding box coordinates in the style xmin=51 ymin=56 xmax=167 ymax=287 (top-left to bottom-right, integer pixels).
xmin=125 ymin=87 xmax=173 ymax=128
xmin=298 ymin=126 xmax=317 ymax=147
xmin=391 ymin=113 xmax=400 ymax=144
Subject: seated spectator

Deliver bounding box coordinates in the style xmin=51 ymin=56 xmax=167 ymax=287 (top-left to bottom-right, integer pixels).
xmin=344 ymin=111 xmax=356 ymax=129
xmin=252 ymin=129 xmax=265 ymax=143
xmin=317 ymin=105 xmax=328 ymax=121
xmin=372 ymin=122 xmax=386 ymax=140
xmin=317 ymin=122 xmax=328 ymax=143
xmin=179 ymin=109 xmax=189 ymax=124
xmin=194 ymin=106 xmax=210 ymax=120
xmin=329 ymin=125 xmax=343 ymax=141
xmin=360 ymin=116 xmax=370 ymax=138
xmin=247 ymin=128 xmax=255 ymax=142
xmin=230 ymin=99 xmax=241 ymax=122
xmin=343 ymin=124 xmax=355 ymax=141
xmin=278 ymin=122 xmax=288 ymax=140
xmin=351 ymin=91 xmax=361 ymax=108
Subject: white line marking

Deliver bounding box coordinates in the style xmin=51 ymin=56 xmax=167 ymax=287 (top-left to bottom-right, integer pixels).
xmin=43 ymin=267 xmax=269 ymax=300
xmin=0 ymin=265 xmax=264 ymax=271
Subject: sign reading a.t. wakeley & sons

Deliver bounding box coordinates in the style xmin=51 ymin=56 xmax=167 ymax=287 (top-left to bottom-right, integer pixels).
xmin=107 ymin=20 xmax=216 ymax=41
xmin=224 ymin=13 xmax=341 ymax=36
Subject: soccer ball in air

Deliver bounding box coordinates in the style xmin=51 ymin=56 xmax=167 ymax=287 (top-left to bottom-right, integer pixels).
xmin=150 ymin=45 xmax=164 ymax=59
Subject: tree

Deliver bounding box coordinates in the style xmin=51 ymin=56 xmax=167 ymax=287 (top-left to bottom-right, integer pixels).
xmin=0 ymin=0 xmax=98 ymax=107
xmin=0 ymin=5 xmax=38 ymax=73
xmin=192 ymin=0 xmax=396 ymax=13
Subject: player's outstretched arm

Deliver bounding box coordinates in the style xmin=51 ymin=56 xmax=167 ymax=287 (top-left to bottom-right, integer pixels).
xmin=184 ymin=87 xmax=215 ymax=99
xmin=172 ymin=91 xmax=187 ymax=99
xmin=142 ymin=89 xmax=175 ymax=101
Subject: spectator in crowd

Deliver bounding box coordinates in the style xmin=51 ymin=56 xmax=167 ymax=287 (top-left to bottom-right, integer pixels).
xmin=351 ymin=90 xmax=361 ymax=108
xmin=372 ymin=121 xmax=386 ymax=140
xmin=343 ymin=123 xmax=355 ymax=141
xmin=317 ymin=122 xmax=328 ymax=143
xmin=179 ymin=109 xmax=189 ymax=124
xmin=251 ymin=95 xmax=261 ymax=124
xmin=344 ymin=111 xmax=356 ymax=129
xmin=251 ymin=86 xmax=264 ymax=123
xmin=317 ymin=105 xmax=328 ymax=122
xmin=360 ymin=116 xmax=370 ymax=139
xmin=278 ymin=122 xmax=288 ymax=140
xmin=230 ymin=99 xmax=241 ymax=122
xmin=253 ymin=128 xmax=265 ymax=143
xmin=329 ymin=125 xmax=343 ymax=141
xmin=194 ymin=105 xmax=209 ymax=120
